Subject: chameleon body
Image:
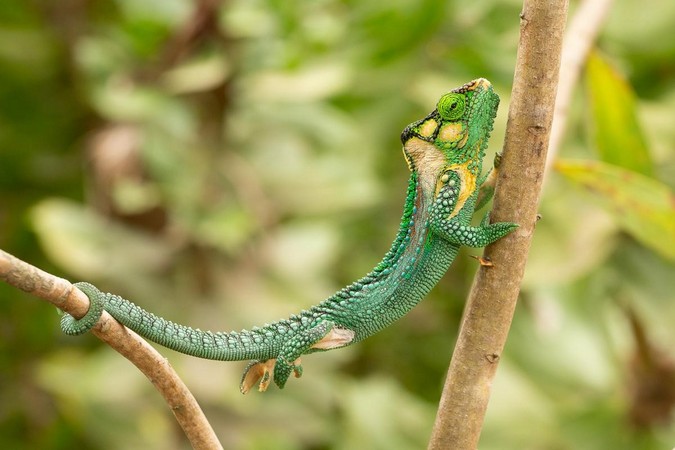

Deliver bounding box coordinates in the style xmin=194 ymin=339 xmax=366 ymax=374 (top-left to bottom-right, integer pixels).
xmin=62 ymin=78 xmax=517 ymax=393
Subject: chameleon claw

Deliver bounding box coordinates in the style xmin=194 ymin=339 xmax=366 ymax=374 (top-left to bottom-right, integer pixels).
xmin=292 ymin=358 xmax=303 ymax=378
xmin=470 ymin=255 xmax=494 ymax=267
xmin=493 ymin=151 xmax=503 ymax=169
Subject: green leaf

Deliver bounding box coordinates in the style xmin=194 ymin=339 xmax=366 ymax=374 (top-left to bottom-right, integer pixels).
xmin=30 ymin=198 xmax=174 ymax=279
xmin=585 ymin=52 xmax=653 ymax=176
xmin=556 ymin=160 xmax=675 ymax=260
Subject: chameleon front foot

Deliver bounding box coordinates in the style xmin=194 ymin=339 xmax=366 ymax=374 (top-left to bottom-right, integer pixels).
xmin=433 ymin=219 xmax=518 ymax=248
xmin=240 ymin=358 xmax=303 ymax=394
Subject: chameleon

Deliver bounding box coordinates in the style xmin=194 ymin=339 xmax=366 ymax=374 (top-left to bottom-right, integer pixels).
xmin=61 ymin=78 xmax=517 ymax=394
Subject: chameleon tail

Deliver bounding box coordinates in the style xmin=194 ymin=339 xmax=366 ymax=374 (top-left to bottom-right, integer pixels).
xmin=62 ymin=282 xmax=278 ymax=362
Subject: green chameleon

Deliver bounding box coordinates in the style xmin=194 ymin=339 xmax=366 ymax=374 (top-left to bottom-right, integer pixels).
xmin=61 ymin=78 xmax=517 ymax=394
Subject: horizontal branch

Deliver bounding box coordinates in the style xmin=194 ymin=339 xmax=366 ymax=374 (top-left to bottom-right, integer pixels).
xmin=0 ymin=249 xmax=222 ymax=450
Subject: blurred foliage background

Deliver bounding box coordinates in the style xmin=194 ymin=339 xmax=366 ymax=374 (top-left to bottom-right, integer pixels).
xmin=1 ymin=0 xmax=674 ymax=449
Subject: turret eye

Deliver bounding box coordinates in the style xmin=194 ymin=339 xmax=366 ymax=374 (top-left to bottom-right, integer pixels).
xmin=437 ymin=93 xmax=465 ymax=120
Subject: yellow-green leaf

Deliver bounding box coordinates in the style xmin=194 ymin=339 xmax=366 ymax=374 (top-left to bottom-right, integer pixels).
xmin=556 ymin=160 xmax=675 ymax=260
xmin=585 ymin=51 xmax=653 ymax=176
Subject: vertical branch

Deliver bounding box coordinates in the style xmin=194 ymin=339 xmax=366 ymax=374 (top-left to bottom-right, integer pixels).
xmin=428 ymin=1 xmax=569 ymax=449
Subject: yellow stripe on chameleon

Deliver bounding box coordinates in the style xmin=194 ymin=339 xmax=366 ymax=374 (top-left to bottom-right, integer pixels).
xmin=435 ymin=162 xmax=477 ymax=220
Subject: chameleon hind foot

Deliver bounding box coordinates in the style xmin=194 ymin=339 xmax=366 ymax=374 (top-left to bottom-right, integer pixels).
xmin=240 ymin=323 xmax=355 ymax=393
xmin=240 ymin=358 xmax=303 ymax=394
xmin=273 ymin=322 xmax=355 ymax=390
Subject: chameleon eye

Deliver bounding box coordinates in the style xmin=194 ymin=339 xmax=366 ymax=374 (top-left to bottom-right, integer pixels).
xmin=437 ymin=93 xmax=465 ymax=121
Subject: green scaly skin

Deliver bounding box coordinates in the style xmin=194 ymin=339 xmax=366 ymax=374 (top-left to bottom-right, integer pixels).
xmin=61 ymin=78 xmax=517 ymax=393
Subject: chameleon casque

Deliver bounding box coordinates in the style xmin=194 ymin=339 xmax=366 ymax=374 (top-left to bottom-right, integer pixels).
xmin=61 ymin=78 xmax=517 ymax=394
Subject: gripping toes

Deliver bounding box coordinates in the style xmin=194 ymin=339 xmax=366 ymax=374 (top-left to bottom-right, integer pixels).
xmin=273 ymin=321 xmax=336 ymax=389
xmin=433 ymin=218 xmax=518 ymax=247
xmin=240 ymin=357 xmax=304 ymax=394
xmin=273 ymin=355 xmax=304 ymax=390
xmin=484 ymin=221 xmax=519 ymax=244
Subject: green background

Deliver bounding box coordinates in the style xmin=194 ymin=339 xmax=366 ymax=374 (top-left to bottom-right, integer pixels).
xmin=1 ymin=0 xmax=674 ymax=449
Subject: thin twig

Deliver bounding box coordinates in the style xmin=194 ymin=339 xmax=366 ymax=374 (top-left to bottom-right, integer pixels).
xmin=546 ymin=0 xmax=614 ymax=172
xmin=428 ymin=1 xmax=569 ymax=449
xmin=0 ymin=249 xmax=223 ymax=450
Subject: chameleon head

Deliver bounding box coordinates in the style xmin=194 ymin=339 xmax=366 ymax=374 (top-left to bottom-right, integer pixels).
xmin=400 ymin=78 xmax=499 ymax=190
